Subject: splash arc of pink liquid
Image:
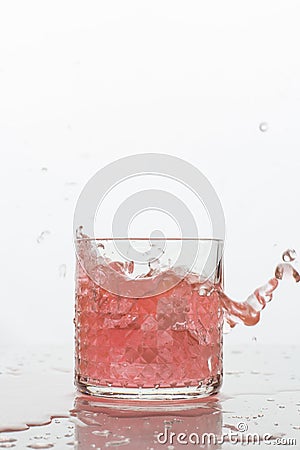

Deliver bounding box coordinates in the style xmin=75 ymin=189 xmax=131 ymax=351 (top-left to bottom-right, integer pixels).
xmin=221 ymin=251 xmax=300 ymax=328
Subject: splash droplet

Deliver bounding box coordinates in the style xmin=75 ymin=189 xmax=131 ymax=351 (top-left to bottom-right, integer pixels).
xmin=282 ymin=249 xmax=296 ymax=262
xmin=275 ymin=263 xmax=300 ymax=282
xmin=36 ymin=231 xmax=50 ymax=244
xmin=259 ymin=122 xmax=268 ymax=132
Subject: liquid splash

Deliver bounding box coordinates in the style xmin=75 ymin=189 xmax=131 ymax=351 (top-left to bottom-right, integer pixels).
xmin=221 ymin=249 xmax=300 ymax=328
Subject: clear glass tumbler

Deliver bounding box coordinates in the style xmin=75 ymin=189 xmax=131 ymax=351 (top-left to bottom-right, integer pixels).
xmin=75 ymin=237 xmax=224 ymax=400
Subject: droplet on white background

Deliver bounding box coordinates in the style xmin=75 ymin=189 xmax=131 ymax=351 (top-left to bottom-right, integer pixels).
xmin=36 ymin=231 xmax=50 ymax=244
xmin=282 ymin=249 xmax=296 ymax=262
xmin=59 ymin=264 xmax=67 ymax=278
xmin=259 ymin=122 xmax=268 ymax=132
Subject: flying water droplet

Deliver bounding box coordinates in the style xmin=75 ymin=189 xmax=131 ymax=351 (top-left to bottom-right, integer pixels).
xmin=92 ymin=430 xmax=111 ymax=437
xmin=275 ymin=263 xmax=300 ymax=282
xmin=37 ymin=231 xmax=50 ymax=244
xmin=259 ymin=122 xmax=268 ymax=132
xmin=282 ymin=249 xmax=296 ymax=262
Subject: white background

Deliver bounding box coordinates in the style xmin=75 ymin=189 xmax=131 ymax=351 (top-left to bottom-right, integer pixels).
xmin=0 ymin=1 xmax=299 ymax=346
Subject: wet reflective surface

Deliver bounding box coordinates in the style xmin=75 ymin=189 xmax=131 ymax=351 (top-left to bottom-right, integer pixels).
xmin=0 ymin=344 xmax=299 ymax=448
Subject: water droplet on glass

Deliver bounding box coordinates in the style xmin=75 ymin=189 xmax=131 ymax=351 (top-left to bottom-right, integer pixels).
xmin=282 ymin=249 xmax=297 ymax=262
xmin=259 ymin=122 xmax=268 ymax=132
xmin=59 ymin=264 xmax=67 ymax=278
xmin=37 ymin=231 xmax=50 ymax=244
xmin=252 ymin=336 xmax=257 ymax=342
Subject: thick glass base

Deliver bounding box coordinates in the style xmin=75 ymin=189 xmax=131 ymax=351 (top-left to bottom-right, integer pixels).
xmin=75 ymin=374 xmax=222 ymax=401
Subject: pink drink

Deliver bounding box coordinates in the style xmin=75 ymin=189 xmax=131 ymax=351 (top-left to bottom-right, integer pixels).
xmin=75 ymin=239 xmax=223 ymax=399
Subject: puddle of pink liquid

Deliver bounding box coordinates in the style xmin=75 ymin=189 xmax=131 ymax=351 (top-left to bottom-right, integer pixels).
xmin=0 ymin=347 xmax=74 ymax=433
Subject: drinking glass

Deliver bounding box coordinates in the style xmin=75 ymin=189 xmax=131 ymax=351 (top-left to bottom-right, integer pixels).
xmin=75 ymin=237 xmax=224 ymax=400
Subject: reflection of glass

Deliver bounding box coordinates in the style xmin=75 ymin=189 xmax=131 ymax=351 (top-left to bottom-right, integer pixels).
xmin=71 ymin=395 xmax=223 ymax=449
xmin=75 ymin=238 xmax=224 ymax=399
